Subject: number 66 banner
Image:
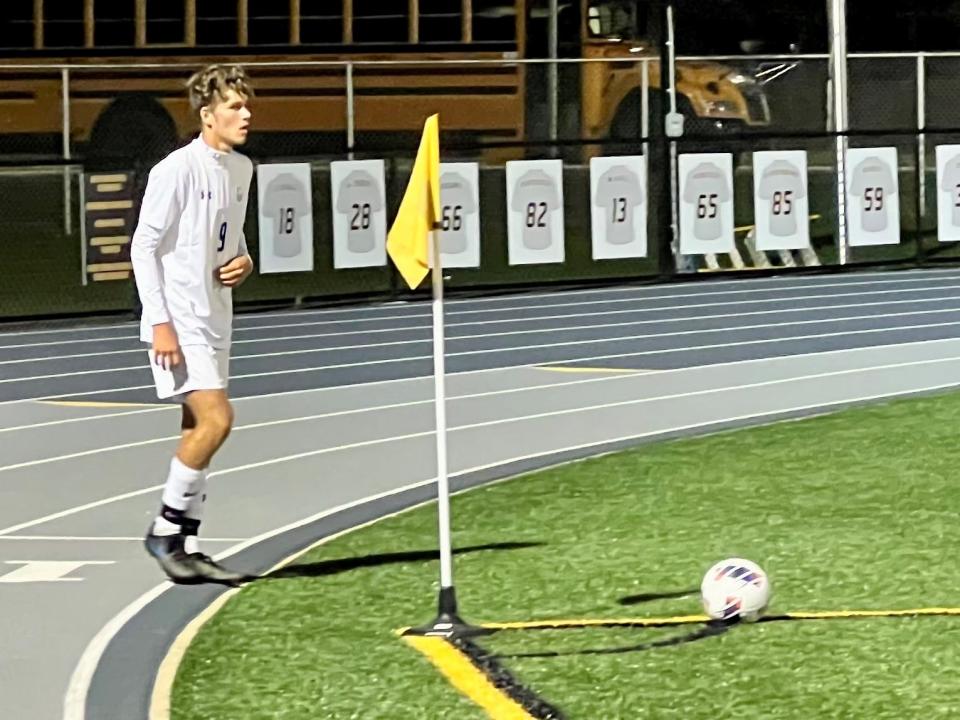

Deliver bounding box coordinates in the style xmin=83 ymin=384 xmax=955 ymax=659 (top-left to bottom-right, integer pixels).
xmin=679 ymin=153 xmax=734 ymax=254
xmin=430 ymin=162 xmax=481 ymax=269
xmin=256 ymin=162 xmax=314 ymax=273
xmin=845 ymin=147 xmax=900 ymax=246
xmin=330 ymin=159 xmax=387 ymax=268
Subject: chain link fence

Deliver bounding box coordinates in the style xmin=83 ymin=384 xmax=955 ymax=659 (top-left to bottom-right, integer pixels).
xmin=0 ymin=53 xmax=958 ymax=320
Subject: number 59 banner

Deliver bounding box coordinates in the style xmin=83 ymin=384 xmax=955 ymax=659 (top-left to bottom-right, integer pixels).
xmin=330 ymin=159 xmax=387 ymax=268
xmin=679 ymin=153 xmax=735 ymax=255
xmin=256 ymin=162 xmax=314 ymax=274
xmin=506 ymin=159 xmax=565 ymax=265
xmin=845 ymin=147 xmax=900 ymax=246
xmin=752 ymin=150 xmax=810 ymax=251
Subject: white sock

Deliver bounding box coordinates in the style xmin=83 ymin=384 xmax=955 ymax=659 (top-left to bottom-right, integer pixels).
xmin=183 ymin=470 xmax=208 ymax=555
xmin=152 ymin=457 xmax=205 ymax=536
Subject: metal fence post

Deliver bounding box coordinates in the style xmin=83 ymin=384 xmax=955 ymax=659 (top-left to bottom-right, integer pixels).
xmin=828 ymin=0 xmax=849 ymax=265
xmin=916 ymin=52 xmax=927 ymax=263
xmin=346 ymin=61 xmax=355 ymax=159
xmin=61 ymin=67 xmax=72 ymax=237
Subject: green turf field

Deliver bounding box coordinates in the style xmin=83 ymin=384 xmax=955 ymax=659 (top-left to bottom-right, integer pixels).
xmin=171 ymin=388 xmax=960 ymax=719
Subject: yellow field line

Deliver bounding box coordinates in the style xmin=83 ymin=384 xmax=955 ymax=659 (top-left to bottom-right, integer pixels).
xmin=400 ymin=634 xmax=534 ymax=720
xmin=480 ymin=607 xmax=960 ymax=631
xmin=36 ymin=400 xmax=164 ymax=408
xmin=532 ymin=366 xmax=654 ymax=375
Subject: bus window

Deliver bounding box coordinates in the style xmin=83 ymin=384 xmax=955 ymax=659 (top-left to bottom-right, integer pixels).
xmin=352 ymin=1 xmax=408 ymax=44
xmin=45 ymin=2 xmax=85 ymax=48
xmin=586 ymin=0 xmax=646 ymax=41
xmin=249 ymin=0 xmax=289 ymax=45
xmin=196 ymin=1 xmax=238 ymax=46
xmin=95 ymin=0 xmax=136 ymax=47
xmin=300 ymin=0 xmax=343 ymax=44
xmin=0 ymin=0 xmax=32 ymax=49
xmin=419 ymin=0 xmax=462 ymax=43
xmin=473 ymin=1 xmax=517 ymax=43
xmin=145 ymin=0 xmax=186 ymax=45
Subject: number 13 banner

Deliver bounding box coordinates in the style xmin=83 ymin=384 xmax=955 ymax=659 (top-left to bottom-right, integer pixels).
xmin=935 ymin=145 xmax=960 ymax=243
xmin=590 ymin=155 xmax=647 ymax=259
xmin=752 ymin=150 xmax=810 ymax=251
xmin=330 ymin=159 xmax=387 ymax=268
xmin=845 ymin=147 xmax=900 ymax=246
xmin=679 ymin=153 xmax=735 ymax=255
xmin=256 ymin=162 xmax=314 ymax=274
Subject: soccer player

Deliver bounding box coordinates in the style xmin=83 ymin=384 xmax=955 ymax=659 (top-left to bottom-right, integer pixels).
xmin=130 ymin=64 xmax=255 ymax=585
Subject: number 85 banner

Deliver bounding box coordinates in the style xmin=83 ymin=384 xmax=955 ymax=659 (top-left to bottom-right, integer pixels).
xmin=679 ymin=153 xmax=734 ymax=255
xmin=752 ymin=150 xmax=810 ymax=251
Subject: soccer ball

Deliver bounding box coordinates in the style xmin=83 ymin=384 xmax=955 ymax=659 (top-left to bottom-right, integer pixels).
xmin=700 ymin=558 xmax=771 ymax=623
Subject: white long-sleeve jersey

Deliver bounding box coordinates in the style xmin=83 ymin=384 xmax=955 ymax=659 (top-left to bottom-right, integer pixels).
xmin=131 ymin=136 xmax=253 ymax=350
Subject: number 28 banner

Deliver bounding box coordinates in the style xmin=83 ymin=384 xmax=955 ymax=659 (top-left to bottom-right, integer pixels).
xmin=845 ymin=147 xmax=900 ymax=246
xmin=256 ymin=162 xmax=314 ymax=274
xmin=678 ymin=153 xmax=735 ymax=255
xmin=752 ymin=150 xmax=810 ymax=251
xmin=330 ymin=159 xmax=387 ymax=268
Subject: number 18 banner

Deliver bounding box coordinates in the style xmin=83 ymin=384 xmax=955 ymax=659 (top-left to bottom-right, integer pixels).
xmin=257 ymin=162 xmax=314 ymax=274
xmin=845 ymin=147 xmax=900 ymax=247
xmin=678 ymin=153 xmax=735 ymax=255
xmin=752 ymin=150 xmax=810 ymax=251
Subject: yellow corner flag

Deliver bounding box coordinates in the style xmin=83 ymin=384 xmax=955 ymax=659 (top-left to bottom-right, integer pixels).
xmin=387 ymin=114 xmax=441 ymax=290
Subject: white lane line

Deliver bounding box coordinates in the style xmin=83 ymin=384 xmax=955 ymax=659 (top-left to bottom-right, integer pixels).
xmin=8 ymin=351 xmax=960 ymax=533
xmin=0 ymin=405 xmax=176 ymax=434
xmin=0 ymin=535 xmax=244 ymax=542
xmin=5 ymin=310 xmax=960 ymax=386
xmin=6 ymin=271 xmax=960 ymax=350
xmin=5 ymin=317 xmax=960 ymax=405
xmin=6 ymin=291 xmax=960 ymax=366
xmin=60 ymin=362 xmax=960 ymax=720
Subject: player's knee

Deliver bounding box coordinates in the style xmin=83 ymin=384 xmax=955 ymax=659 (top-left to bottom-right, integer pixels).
xmin=205 ymin=404 xmax=234 ymax=442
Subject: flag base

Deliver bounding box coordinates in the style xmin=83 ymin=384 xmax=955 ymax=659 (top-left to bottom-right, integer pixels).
xmin=403 ymin=585 xmax=492 ymax=638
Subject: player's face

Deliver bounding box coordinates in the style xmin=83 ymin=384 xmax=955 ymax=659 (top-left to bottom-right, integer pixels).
xmin=202 ymin=88 xmax=252 ymax=149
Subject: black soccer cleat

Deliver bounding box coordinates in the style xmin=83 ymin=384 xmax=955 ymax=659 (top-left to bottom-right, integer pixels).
xmin=187 ymin=553 xmax=251 ymax=586
xmin=144 ymin=532 xmax=204 ymax=584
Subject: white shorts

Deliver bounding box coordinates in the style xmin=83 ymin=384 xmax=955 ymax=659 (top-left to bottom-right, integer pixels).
xmin=148 ymin=345 xmax=230 ymax=402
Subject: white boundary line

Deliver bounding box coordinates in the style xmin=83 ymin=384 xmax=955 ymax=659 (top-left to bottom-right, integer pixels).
xmin=8 ymin=351 xmax=960 ymax=532
xmin=62 ymin=371 xmax=960 ymax=720
xmin=0 ymin=536 xmax=244 ymax=542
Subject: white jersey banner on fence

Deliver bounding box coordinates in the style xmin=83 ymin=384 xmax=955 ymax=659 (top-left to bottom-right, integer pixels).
xmin=845 ymin=147 xmax=900 ymax=246
xmin=936 ymin=144 xmax=960 ymax=243
xmin=589 ymin=155 xmax=647 ymax=259
xmin=752 ymin=150 xmax=810 ymax=251
xmin=506 ymin=159 xmax=565 ymax=265
xmin=429 ymin=162 xmax=481 ymax=269
xmin=256 ymin=163 xmax=314 ymax=274
xmin=330 ymin=159 xmax=387 ymax=268
xmin=678 ymin=153 xmax=735 ymax=255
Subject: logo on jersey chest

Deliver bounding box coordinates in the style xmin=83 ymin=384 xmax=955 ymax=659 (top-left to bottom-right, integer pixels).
xmin=236 ymin=186 xmax=244 ymax=202
xmin=200 ymin=188 xmax=213 ymax=200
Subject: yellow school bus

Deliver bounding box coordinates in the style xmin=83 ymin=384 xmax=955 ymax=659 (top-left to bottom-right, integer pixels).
xmin=0 ymin=0 xmax=768 ymax=162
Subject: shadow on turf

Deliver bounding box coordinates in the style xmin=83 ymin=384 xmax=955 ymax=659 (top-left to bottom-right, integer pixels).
xmin=257 ymin=541 xmax=545 ymax=580
xmin=617 ymin=588 xmax=698 ymax=605
xmin=495 ymin=622 xmax=732 ymax=660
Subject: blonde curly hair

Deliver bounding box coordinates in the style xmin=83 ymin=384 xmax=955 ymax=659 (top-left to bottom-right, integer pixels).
xmin=186 ymin=64 xmax=254 ymax=120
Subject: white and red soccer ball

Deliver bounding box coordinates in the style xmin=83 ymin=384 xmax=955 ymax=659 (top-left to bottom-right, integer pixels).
xmin=700 ymin=558 xmax=771 ymax=623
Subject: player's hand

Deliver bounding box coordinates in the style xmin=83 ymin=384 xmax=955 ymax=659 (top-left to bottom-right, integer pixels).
xmin=152 ymin=322 xmax=181 ymax=370
xmin=218 ymin=254 xmax=254 ymax=288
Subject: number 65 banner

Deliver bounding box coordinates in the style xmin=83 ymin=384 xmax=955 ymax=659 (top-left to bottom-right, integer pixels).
xmin=679 ymin=153 xmax=735 ymax=255
xmin=330 ymin=159 xmax=387 ymax=268
xmin=845 ymin=147 xmax=900 ymax=246
xmin=752 ymin=150 xmax=810 ymax=251
xmin=256 ymin=162 xmax=314 ymax=274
